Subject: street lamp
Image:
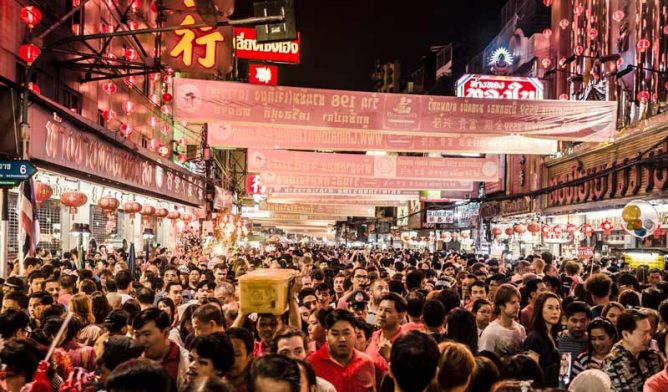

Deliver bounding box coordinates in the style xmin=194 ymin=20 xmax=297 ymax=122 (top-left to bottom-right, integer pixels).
xmin=142 ymin=228 xmax=154 ymax=258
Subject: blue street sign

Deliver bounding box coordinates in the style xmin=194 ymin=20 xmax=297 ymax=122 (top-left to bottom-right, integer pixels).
xmin=0 ymin=160 xmax=37 ymax=182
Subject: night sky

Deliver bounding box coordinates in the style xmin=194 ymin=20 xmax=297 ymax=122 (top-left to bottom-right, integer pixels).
xmin=236 ymin=0 xmax=507 ymax=91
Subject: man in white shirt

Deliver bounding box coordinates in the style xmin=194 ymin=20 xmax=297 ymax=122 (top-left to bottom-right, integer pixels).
xmin=479 ymin=283 xmax=526 ymax=357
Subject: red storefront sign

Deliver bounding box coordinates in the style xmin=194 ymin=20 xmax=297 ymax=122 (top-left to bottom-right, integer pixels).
xmin=249 ymin=63 xmax=278 ymax=86
xmin=578 ymin=247 xmax=594 ymax=259
xmin=162 ymin=0 xmax=233 ymax=74
xmin=456 ymin=74 xmax=544 ymax=100
xmin=246 ymin=174 xmax=266 ymax=195
xmin=233 ymin=27 xmax=300 ymax=63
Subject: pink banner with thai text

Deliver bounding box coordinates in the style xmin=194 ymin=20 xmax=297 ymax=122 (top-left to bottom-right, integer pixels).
xmin=175 ymin=79 xmax=616 ymax=141
xmin=260 ymin=173 xmax=473 ymax=191
xmin=207 ymin=122 xmax=558 ymax=154
xmin=248 ymin=149 xmax=499 ymax=181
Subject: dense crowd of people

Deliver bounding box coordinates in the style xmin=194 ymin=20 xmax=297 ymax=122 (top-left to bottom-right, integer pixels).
xmin=0 ymin=244 xmax=667 ymax=392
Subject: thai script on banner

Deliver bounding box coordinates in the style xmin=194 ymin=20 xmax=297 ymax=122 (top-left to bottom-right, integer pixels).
xmin=259 ymin=202 xmax=375 ymax=217
xmin=247 ymin=149 xmax=499 ymax=182
xmin=174 ymin=79 xmax=616 ymax=141
xmin=207 ymin=123 xmax=558 ymax=154
xmin=456 ymin=74 xmax=544 ymax=100
xmin=260 ymin=173 xmax=473 ymax=191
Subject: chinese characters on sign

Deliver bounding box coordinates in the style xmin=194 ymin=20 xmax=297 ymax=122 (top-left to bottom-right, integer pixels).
xmin=249 ymin=63 xmax=278 ymax=86
xmin=426 ymin=210 xmax=454 ymax=224
xmin=163 ymin=0 xmax=233 ymax=74
xmin=246 ymin=174 xmax=266 ymax=195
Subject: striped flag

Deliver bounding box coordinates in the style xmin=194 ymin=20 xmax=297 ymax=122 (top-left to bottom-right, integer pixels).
xmin=18 ymin=177 xmax=40 ymax=262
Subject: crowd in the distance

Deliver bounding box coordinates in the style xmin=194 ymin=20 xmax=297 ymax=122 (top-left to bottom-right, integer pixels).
xmin=0 ymin=244 xmax=667 ymax=392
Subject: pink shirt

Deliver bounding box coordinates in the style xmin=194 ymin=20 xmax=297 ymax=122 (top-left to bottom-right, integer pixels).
xmin=644 ymin=365 xmax=668 ymax=392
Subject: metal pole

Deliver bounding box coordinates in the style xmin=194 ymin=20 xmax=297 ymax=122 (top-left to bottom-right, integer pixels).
xmin=0 ymin=188 xmax=9 ymax=278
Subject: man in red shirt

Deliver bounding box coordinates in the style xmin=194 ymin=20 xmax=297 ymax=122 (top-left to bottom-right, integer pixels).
xmin=308 ymin=309 xmax=377 ymax=392
xmin=365 ymin=292 xmax=408 ymax=373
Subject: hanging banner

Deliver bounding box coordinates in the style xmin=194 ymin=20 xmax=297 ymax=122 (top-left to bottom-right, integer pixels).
xmin=247 ymin=149 xmax=499 ymax=181
xmin=266 ymin=196 xmax=410 ymax=206
xmin=207 ymin=123 xmax=557 ymax=154
xmin=260 ymin=173 xmax=474 ymax=191
xmin=233 ymin=27 xmax=301 ymax=63
xmin=174 ymin=79 xmax=616 ymax=141
xmin=259 ymin=202 xmax=375 ymax=217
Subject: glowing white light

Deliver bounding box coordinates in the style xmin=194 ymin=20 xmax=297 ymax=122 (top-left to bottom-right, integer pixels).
xmin=488 ymin=47 xmax=514 ymax=67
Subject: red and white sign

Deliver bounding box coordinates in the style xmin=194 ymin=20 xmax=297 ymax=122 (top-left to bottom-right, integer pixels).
xmin=246 ymin=174 xmax=266 ymax=195
xmin=578 ymin=246 xmax=594 ymax=259
xmin=249 ymin=63 xmax=278 ymax=86
xmin=247 ymin=149 xmax=500 ymax=182
xmin=233 ymin=27 xmax=300 ymax=63
xmin=456 ymin=74 xmax=544 ymax=100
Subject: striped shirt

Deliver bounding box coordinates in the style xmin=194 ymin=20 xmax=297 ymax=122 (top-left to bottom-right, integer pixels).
xmin=557 ymin=332 xmax=588 ymax=358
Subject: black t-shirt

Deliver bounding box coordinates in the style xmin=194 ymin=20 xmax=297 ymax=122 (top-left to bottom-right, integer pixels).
xmin=524 ymin=331 xmax=560 ymax=387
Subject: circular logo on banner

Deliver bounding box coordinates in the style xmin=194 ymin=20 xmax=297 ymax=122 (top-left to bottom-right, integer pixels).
xmin=250 ymin=151 xmax=267 ymax=170
xmin=482 ymin=161 xmax=499 ymax=178
xmin=213 ymin=124 xmax=233 ymax=140
xmin=177 ymin=84 xmax=202 ymax=114
xmin=374 ymin=156 xmax=397 ymax=178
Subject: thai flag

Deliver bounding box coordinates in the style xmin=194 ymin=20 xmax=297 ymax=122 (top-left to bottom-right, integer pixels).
xmin=18 ymin=178 xmax=40 ymax=259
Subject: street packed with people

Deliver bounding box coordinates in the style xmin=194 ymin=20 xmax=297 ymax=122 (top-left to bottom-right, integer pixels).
xmin=0 ymin=245 xmax=666 ymax=392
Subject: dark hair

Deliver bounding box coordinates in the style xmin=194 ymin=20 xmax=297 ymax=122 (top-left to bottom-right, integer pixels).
xmin=91 ymin=292 xmax=112 ymax=324
xmin=524 ymin=278 xmax=543 ymax=298
xmin=115 ymin=270 xmax=133 ymax=291
xmin=353 ymin=318 xmax=374 ymax=340
xmin=469 ymin=356 xmax=501 ymax=392
xmin=388 ymin=279 xmax=405 ymax=296
xmin=617 ymin=273 xmax=640 ymax=291
xmin=437 ymin=288 xmax=461 ymax=314
xmin=493 ymin=284 xmax=520 ymax=315
xmin=0 ymin=309 xmax=30 ymax=339
xmin=248 ymin=354 xmax=301 ymax=392
xmin=659 ymin=299 xmax=668 ymax=324
xmin=295 ymin=359 xmax=317 ymax=391
xmin=4 ymin=291 xmax=29 ymax=309
xmin=585 ymin=273 xmax=612 ymax=298
xmin=391 ymin=331 xmax=440 ymax=392
xmin=406 ymin=291 xmax=425 ymax=318
xmin=182 ymin=377 xmax=232 ymax=392
xmin=272 ymin=327 xmax=308 ymax=354
xmin=587 ymin=317 xmax=617 ymax=355
xmin=29 ymin=291 xmax=53 ymax=306
xmin=406 ymin=270 xmax=425 ymax=291
xmin=27 ymin=271 xmax=44 ymax=283
xmin=472 ymin=299 xmax=492 ymax=314
xmin=79 ymin=279 xmax=98 ymax=295
xmin=617 ymin=308 xmax=649 ymax=337
xmin=0 ymin=338 xmax=45 ymax=382
xmin=446 ymin=308 xmax=479 ymax=354
xmin=121 ymin=299 xmax=141 ymax=320
xmin=324 ymin=309 xmax=356 ymax=330
xmin=132 ymin=308 xmax=171 ymax=331
xmin=105 ymin=359 xmax=173 ymax=392
xmin=641 ymin=287 xmax=664 ymax=310
xmin=99 ymin=336 xmax=144 ymax=371
xmin=192 ymin=303 xmax=224 ymax=327
xmin=529 ymin=292 xmax=561 ymax=341
xmin=136 ymin=287 xmax=156 ymax=305
xmin=165 ymin=281 xmax=183 ymax=294
xmin=619 ymin=290 xmax=640 ymax=308
xmin=423 ymin=299 xmax=447 ymax=328
xmin=500 ymin=354 xmax=545 ymax=388
xmin=190 ymin=332 xmax=235 ymax=375
xmin=156 ymin=297 xmax=176 ymax=324
xmin=105 ymin=310 xmax=131 ymax=335
xmin=226 ymin=327 xmax=254 ymax=355
xmin=564 ymin=301 xmax=591 ymax=319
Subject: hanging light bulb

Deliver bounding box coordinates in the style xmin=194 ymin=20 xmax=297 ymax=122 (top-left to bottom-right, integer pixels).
xmin=124 ymin=48 xmax=138 ymax=61
xmin=123 ymin=100 xmax=136 ymax=114
xmin=120 ymin=123 xmax=133 ymax=137
xmin=18 ymin=44 xmax=41 ymax=65
xmin=20 ymin=6 xmax=42 ymax=29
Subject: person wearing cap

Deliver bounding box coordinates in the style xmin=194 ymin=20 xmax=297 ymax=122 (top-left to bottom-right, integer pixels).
xmin=3 ymin=276 xmax=25 ymax=294
xmin=346 ymin=290 xmax=370 ymax=321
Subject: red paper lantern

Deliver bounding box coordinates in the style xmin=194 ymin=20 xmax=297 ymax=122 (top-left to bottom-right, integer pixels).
xmin=541 ymin=224 xmax=551 ymax=235
xmin=542 ymin=28 xmax=552 ymax=39
xmin=19 ymin=44 xmax=41 ymax=65
xmin=98 ymin=196 xmax=120 ymax=219
xmin=120 ymin=123 xmax=133 ymax=137
xmin=123 ymin=100 xmax=136 ymax=114
xmin=60 ymin=191 xmax=88 ymax=214
xmin=559 ymin=93 xmax=569 ymax=100
xmin=151 ymin=1 xmax=158 ymax=13
xmin=103 ymin=110 xmax=116 ymax=122
xmin=147 ymin=116 xmax=158 ymax=127
xmin=637 ymin=91 xmax=650 ymax=104
xmin=102 ymin=82 xmax=117 ymax=94
xmin=637 ymin=39 xmax=650 ymax=52
xmin=543 ymin=0 xmax=552 ymax=6
xmin=162 ymin=92 xmax=173 ymax=103
xmin=559 ymin=19 xmax=570 ymax=30
xmin=27 ymin=82 xmax=40 ymax=94
xmin=505 ymin=227 xmax=514 ymax=236
xmin=155 ymin=208 xmax=169 ymax=218
xmin=130 ymin=0 xmax=141 ymax=11
xmin=663 ymin=26 xmax=668 ymax=36
xmin=491 ymin=227 xmax=502 ymax=237
xmin=140 ymin=205 xmax=156 ymax=216
xmin=573 ymin=5 xmax=584 ymax=16
xmin=160 ymin=124 xmax=170 ymax=135
xmin=600 ymin=220 xmax=613 ymax=235
xmin=20 ymin=6 xmax=42 ymax=29
xmin=566 ymin=223 xmax=577 ymax=235
xmin=163 ymin=74 xmax=173 ymax=84
xmin=582 ymin=224 xmax=594 ymax=237
xmin=123 ymin=201 xmax=142 ymax=222
xmin=124 ymin=75 xmax=136 ymax=86
xmin=167 ymin=210 xmax=181 ymax=220
xmin=514 ymin=224 xmax=526 ymax=234
xmin=616 ymin=57 xmax=624 ymax=67
xmin=34 ymin=182 xmax=53 ymax=207
xmin=574 ymin=45 xmax=584 ymax=56
xmin=527 ymin=222 xmax=540 ymax=234
xmin=124 ymin=48 xmax=138 ymax=61
xmin=612 ymin=10 xmax=625 ymax=22
xmin=541 ymin=58 xmax=552 ymax=69
xmin=553 ymin=225 xmax=563 ymax=237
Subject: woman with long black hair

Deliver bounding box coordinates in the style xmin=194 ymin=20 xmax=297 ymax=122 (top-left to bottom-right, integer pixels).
xmin=523 ymin=291 xmax=562 ymax=387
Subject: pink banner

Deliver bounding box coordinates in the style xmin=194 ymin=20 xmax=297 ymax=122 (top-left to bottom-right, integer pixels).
xmin=259 ymin=202 xmax=376 ymax=217
xmin=175 ymin=79 xmax=616 ymax=141
xmin=207 ymin=123 xmax=558 ymax=154
xmin=248 ymin=149 xmax=499 ymax=181
xmin=260 ymin=173 xmax=473 ymax=191
xmin=267 ymin=198 xmax=410 ymax=207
